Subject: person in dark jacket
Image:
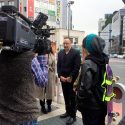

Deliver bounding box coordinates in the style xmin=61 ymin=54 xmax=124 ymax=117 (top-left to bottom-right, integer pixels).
xmin=57 ymin=38 xmax=81 ymax=125
xmin=0 ymin=50 xmax=40 ymax=125
xmin=77 ymin=34 xmax=109 ymax=125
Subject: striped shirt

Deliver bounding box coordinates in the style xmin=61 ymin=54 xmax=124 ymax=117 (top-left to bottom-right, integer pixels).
xmin=31 ymin=55 xmax=48 ymax=87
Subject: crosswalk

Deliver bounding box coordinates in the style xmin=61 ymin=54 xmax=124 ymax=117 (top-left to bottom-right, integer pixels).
xmin=109 ymin=58 xmax=125 ymax=63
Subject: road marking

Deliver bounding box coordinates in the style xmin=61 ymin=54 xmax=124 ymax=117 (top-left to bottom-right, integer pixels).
xmin=109 ymin=59 xmax=125 ymax=63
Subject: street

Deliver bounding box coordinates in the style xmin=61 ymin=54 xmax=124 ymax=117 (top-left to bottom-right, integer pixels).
xmin=109 ymin=58 xmax=125 ymax=84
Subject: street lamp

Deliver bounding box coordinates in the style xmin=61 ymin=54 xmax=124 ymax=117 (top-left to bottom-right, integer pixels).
xmin=67 ymin=1 xmax=74 ymax=38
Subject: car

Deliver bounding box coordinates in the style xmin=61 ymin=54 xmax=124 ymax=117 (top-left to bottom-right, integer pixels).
xmin=117 ymin=55 xmax=124 ymax=59
xmin=109 ymin=54 xmax=114 ymax=58
xmin=123 ymin=54 xmax=125 ymax=59
xmin=113 ymin=54 xmax=118 ymax=58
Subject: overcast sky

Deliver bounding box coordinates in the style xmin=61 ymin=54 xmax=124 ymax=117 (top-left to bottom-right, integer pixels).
xmin=71 ymin=0 xmax=124 ymax=35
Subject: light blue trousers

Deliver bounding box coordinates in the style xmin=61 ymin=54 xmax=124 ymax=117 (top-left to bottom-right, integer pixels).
xmin=19 ymin=120 xmax=38 ymax=125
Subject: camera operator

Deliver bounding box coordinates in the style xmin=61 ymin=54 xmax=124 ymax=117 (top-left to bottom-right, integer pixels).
xmin=0 ymin=39 xmax=49 ymax=124
xmin=0 ymin=49 xmax=40 ymax=125
xmin=0 ymin=6 xmax=53 ymax=124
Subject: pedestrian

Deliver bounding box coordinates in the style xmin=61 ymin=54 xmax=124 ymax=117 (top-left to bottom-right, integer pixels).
xmin=32 ymin=52 xmax=49 ymax=114
xmin=57 ymin=38 xmax=81 ymax=125
xmin=40 ymin=42 xmax=56 ymax=113
xmin=77 ymin=34 xmax=109 ymax=125
xmin=0 ymin=50 xmax=47 ymax=125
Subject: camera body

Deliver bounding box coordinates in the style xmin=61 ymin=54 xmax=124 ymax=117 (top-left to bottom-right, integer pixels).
xmin=0 ymin=5 xmax=54 ymax=53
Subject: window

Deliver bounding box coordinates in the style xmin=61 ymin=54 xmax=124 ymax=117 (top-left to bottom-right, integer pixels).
xmin=24 ymin=7 xmax=27 ymax=12
xmin=48 ymin=4 xmax=55 ymax=11
xmin=0 ymin=1 xmax=4 ymax=8
xmin=8 ymin=1 xmax=15 ymax=6
xmin=69 ymin=38 xmax=73 ymax=43
xmin=74 ymin=38 xmax=78 ymax=44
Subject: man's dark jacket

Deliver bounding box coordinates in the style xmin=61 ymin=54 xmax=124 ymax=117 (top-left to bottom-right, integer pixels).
xmin=57 ymin=48 xmax=81 ymax=82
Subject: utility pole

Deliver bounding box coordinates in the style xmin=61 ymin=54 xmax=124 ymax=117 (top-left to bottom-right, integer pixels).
xmin=109 ymin=29 xmax=112 ymax=54
xmin=67 ymin=1 xmax=74 ymax=38
xmin=98 ymin=31 xmax=101 ymax=36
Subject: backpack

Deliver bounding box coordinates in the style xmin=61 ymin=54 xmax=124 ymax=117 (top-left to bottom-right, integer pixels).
xmin=76 ymin=64 xmax=115 ymax=112
xmin=91 ymin=64 xmax=115 ymax=102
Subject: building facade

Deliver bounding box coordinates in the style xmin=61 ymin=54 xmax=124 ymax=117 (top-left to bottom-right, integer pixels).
xmin=0 ymin=0 xmax=16 ymax=7
xmin=111 ymin=7 xmax=125 ymax=54
xmin=0 ymin=0 xmax=75 ymax=49
xmin=0 ymin=0 xmax=70 ymax=29
xmin=55 ymin=28 xmax=85 ymax=50
xmin=122 ymin=13 xmax=125 ymax=53
xmin=99 ymin=24 xmax=112 ymax=55
xmin=34 ymin=0 xmax=56 ymax=27
xmin=98 ymin=18 xmax=106 ymax=33
xmin=0 ymin=0 xmax=18 ymax=11
xmin=98 ymin=14 xmax=112 ymax=55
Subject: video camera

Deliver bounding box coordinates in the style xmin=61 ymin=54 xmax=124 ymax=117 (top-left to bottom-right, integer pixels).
xmin=0 ymin=5 xmax=55 ymax=54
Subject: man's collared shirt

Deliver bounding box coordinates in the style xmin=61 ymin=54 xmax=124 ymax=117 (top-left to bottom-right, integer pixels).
xmin=65 ymin=47 xmax=72 ymax=54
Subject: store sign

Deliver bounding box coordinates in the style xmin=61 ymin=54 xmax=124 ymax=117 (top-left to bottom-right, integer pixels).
xmin=48 ymin=10 xmax=55 ymax=16
xmin=49 ymin=0 xmax=55 ymax=5
xmin=28 ymin=0 xmax=34 ymax=18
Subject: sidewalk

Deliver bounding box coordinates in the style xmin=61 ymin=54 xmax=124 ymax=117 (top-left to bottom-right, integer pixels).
xmin=37 ymin=100 xmax=121 ymax=125
xmin=36 ymin=81 xmax=122 ymax=125
xmin=36 ymin=82 xmax=83 ymax=125
xmin=37 ymin=101 xmax=82 ymax=125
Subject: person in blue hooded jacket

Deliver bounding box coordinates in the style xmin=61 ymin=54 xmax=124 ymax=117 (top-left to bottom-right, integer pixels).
xmin=77 ymin=34 xmax=109 ymax=125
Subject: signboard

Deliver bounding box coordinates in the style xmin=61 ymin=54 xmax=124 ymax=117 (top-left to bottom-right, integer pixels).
xmin=48 ymin=10 xmax=55 ymax=16
xmin=19 ymin=1 xmax=22 ymax=13
xmin=49 ymin=0 xmax=55 ymax=5
xmin=56 ymin=0 xmax=61 ymax=24
xmin=28 ymin=0 xmax=34 ymax=18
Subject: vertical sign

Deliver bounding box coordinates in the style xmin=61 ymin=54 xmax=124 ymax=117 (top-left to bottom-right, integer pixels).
xmin=19 ymin=0 xmax=22 ymax=13
xmin=56 ymin=0 xmax=61 ymax=24
xmin=28 ymin=0 xmax=34 ymax=18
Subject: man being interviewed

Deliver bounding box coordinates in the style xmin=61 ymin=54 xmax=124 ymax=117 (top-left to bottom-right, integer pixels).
xmin=57 ymin=38 xmax=81 ymax=125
